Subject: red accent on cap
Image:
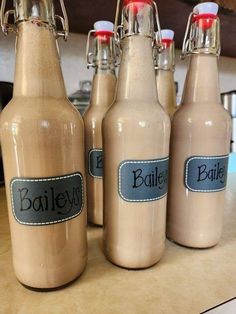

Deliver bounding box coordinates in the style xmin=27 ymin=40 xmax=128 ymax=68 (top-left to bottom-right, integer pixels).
xmin=162 ymin=38 xmax=174 ymax=48
xmin=123 ymin=0 xmax=153 ymax=5
xmin=95 ymin=30 xmax=113 ymax=37
xmin=94 ymin=31 xmax=113 ymax=44
xmin=193 ymin=13 xmax=217 ymax=30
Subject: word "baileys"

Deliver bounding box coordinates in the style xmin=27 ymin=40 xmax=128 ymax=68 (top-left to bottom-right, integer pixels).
xmin=185 ymin=156 xmax=229 ymax=192
xmin=11 ymin=173 xmax=83 ymax=225
xmin=132 ymin=167 xmax=167 ymax=189
xmin=119 ymin=158 xmax=169 ymax=202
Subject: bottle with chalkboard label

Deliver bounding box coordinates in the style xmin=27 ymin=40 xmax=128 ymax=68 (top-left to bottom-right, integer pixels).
xmin=0 ymin=0 xmax=87 ymax=288
xmin=167 ymin=2 xmax=231 ymax=248
xmin=103 ymin=0 xmax=170 ymax=269
xmin=84 ymin=21 xmax=117 ymax=226
xmin=155 ymin=29 xmax=177 ymax=118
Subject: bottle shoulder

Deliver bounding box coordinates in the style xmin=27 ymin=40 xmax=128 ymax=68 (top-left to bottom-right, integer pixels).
xmin=173 ymin=103 xmax=231 ymax=123
xmin=0 ymin=97 xmax=83 ymax=127
xmin=104 ymin=100 xmax=170 ymax=124
xmin=84 ymin=104 xmax=110 ymax=117
xmin=172 ymin=103 xmax=232 ymax=136
xmin=83 ymin=104 xmax=110 ymax=125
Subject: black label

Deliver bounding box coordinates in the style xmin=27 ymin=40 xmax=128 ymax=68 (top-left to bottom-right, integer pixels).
xmin=118 ymin=158 xmax=169 ymax=202
xmin=10 ymin=172 xmax=84 ymax=226
xmin=88 ymin=149 xmax=103 ymax=178
xmin=185 ymin=155 xmax=229 ymax=192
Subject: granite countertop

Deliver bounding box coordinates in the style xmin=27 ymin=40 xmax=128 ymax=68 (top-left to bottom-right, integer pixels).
xmin=1 ymin=174 xmax=236 ymax=314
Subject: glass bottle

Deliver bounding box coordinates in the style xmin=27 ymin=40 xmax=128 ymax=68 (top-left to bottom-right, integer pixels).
xmin=103 ymin=0 xmax=170 ymax=269
xmin=0 ymin=0 xmax=87 ymax=289
xmin=167 ymin=2 xmax=232 ymax=248
xmin=155 ymin=29 xmax=177 ymax=118
xmin=84 ymin=21 xmax=117 ymax=226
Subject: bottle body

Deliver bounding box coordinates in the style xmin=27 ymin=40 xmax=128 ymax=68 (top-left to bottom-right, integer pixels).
xmin=0 ymin=22 xmax=87 ymax=288
xmin=103 ymin=36 xmax=170 ymax=269
xmin=156 ymin=69 xmax=176 ymax=117
xmin=84 ymin=72 xmax=116 ymax=225
xmin=167 ymin=55 xmax=231 ymax=248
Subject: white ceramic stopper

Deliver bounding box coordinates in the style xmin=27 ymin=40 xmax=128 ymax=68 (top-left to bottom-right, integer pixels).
xmin=193 ymin=2 xmax=219 ymax=15
xmin=161 ymin=29 xmax=174 ymax=40
xmin=94 ymin=21 xmax=114 ymax=32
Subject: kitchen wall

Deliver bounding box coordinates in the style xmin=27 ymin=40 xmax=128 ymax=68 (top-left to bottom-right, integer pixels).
xmin=0 ymin=32 xmax=236 ymax=97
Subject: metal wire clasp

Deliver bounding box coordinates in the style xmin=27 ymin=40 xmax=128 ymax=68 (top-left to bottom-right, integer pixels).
xmin=86 ymin=28 xmax=120 ymax=69
xmin=114 ymin=0 xmax=122 ymax=43
xmin=153 ymin=1 xmax=163 ymax=52
xmin=55 ymin=0 xmax=69 ymax=41
xmin=1 ymin=0 xmax=17 ymax=35
xmin=86 ymin=29 xmax=96 ymax=68
xmin=181 ymin=12 xmax=194 ymax=59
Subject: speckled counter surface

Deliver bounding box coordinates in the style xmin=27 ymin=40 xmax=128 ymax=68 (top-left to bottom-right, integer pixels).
xmin=1 ymin=174 xmax=236 ymax=314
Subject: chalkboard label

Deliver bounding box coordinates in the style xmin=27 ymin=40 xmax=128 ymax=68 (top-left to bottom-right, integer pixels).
xmin=89 ymin=149 xmax=103 ymax=178
xmin=10 ymin=172 xmax=84 ymax=226
xmin=119 ymin=158 xmax=169 ymax=202
xmin=185 ymin=155 xmax=229 ymax=192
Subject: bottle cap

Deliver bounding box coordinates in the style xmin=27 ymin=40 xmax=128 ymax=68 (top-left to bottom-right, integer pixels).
xmin=94 ymin=21 xmax=114 ymax=33
xmin=193 ymin=2 xmax=219 ymax=16
xmin=157 ymin=29 xmax=174 ymax=48
xmin=193 ymin=2 xmax=219 ymax=30
xmin=161 ymin=29 xmax=174 ymax=41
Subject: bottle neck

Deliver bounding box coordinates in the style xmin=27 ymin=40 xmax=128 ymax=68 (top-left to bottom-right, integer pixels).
xmin=155 ymin=41 xmax=175 ymax=71
xmin=182 ymin=53 xmax=221 ymax=105
xmin=156 ymin=70 xmax=176 ymax=116
xmin=116 ymin=35 xmax=157 ymax=102
xmin=14 ymin=0 xmax=56 ymax=26
xmin=92 ymin=35 xmax=116 ymax=73
xmin=121 ymin=1 xmax=155 ymax=38
xmin=90 ymin=72 xmax=116 ymax=107
xmin=95 ymin=67 xmax=116 ymax=75
xmin=13 ymin=21 xmax=67 ymax=98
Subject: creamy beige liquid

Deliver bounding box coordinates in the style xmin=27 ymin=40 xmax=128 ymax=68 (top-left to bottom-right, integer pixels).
xmin=103 ymin=36 xmax=170 ymax=269
xmin=167 ymin=54 xmax=232 ymax=248
xmin=0 ymin=22 xmax=87 ymax=288
xmin=156 ymin=70 xmax=176 ymax=118
xmin=84 ymin=73 xmax=116 ymax=226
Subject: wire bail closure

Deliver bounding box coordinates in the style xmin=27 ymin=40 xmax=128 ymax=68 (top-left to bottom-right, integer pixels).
xmin=86 ymin=29 xmax=96 ymax=68
xmin=181 ymin=12 xmax=194 ymax=60
xmin=181 ymin=11 xmax=221 ymax=59
xmin=86 ymin=29 xmax=120 ymax=69
xmin=55 ymin=0 xmax=69 ymax=41
xmin=114 ymin=0 xmax=163 ymax=52
xmin=1 ymin=0 xmax=16 ymax=35
xmin=1 ymin=0 xmax=69 ymax=41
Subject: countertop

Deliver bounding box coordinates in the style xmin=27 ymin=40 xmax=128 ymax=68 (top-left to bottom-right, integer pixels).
xmin=1 ymin=174 xmax=236 ymax=314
